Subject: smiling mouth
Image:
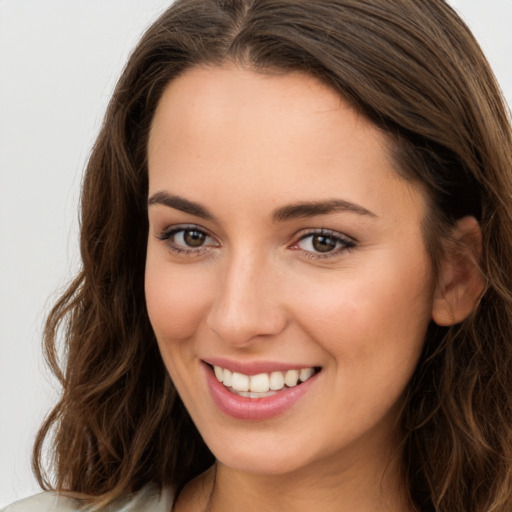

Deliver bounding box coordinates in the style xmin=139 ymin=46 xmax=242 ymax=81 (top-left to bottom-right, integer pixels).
xmin=210 ymin=364 xmax=320 ymax=398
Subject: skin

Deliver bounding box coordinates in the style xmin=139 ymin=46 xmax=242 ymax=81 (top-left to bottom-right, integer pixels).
xmin=145 ymin=64 xmax=443 ymax=512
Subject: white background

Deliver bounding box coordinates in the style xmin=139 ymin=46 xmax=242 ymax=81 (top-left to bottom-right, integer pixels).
xmin=1 ymin=0 xmax=511 ymax=506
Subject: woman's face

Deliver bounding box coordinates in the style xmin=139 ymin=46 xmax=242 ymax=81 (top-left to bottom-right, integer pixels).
xmin=145 ymin=65 xmax=436 ymax=477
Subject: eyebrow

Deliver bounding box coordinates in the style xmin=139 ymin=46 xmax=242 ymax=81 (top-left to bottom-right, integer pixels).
xmin=272 ymin=199 xmax=377 ymax=222
xmin=148 ymin=191 xmax=214 ymax=219
xmin=148 ymin=191 xmax=376 ymax=222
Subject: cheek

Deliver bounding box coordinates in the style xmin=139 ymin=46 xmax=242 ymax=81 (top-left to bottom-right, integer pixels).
xmin=291 ymin=264 xmax=433 ymax=436
xmin=291 ymin=254 xmax=434 ymax=369
xmin=145 ymin=258 xmax=211 ymax=342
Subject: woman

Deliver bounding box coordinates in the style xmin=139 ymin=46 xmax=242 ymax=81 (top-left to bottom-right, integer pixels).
xmin=4 ymin=0 xmax=512 ymax=510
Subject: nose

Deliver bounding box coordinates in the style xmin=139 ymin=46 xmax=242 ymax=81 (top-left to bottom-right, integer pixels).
xmin=206 ymin=251 xmax=288 ymax=347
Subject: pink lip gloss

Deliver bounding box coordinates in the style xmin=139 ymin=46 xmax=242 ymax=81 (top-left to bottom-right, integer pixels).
xmin=203 ymin=363 xmax=319 ymax=420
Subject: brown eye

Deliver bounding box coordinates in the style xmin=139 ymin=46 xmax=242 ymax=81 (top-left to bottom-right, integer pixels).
xmin=157 ymin=226 xmax=217 ymax=254
xmin=294 ymin=230 xmax=355 ymax=258
xmin=183 ymin=229 xmax=206 ymax=247
xmin=311 ymin=234 xmax=337 ymax=253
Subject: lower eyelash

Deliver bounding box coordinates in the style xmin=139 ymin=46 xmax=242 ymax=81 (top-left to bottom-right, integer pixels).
xmin=296 ymin=230 xmax=356 ymax=260
xmin=155 ymin=226 xmax=354 ymax=259
xmin=299 ymin=244 xmax=354 ymax=260
xmin=156 ymin=226 xmax=211 ymax=255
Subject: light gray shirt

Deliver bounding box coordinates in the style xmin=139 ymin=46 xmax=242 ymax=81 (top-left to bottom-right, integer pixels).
xmin=1 ymin=485 xmax=174 ymax=511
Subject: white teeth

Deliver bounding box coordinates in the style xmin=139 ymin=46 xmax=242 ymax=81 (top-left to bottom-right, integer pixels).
xmin=231 ymin=372 xmax=249 ymax=392
xmin=212 ymin=364 xmax=317 ymax=396
xmin=214 ymin=365 xmax=224 ymax=382
xmin=299 ymin=367 xmax=315 ymax=382
xmin=223 ymin=368 xmax=232 ymax=387
xmin=250 ymin=373 xmax=270 ymax=393
xmin=269 ymin=371 xmax=285 ymax=390
xmin=284 ymin=369 xmax=299 ymax=387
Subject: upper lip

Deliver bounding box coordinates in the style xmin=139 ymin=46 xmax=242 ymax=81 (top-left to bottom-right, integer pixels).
xmin=202 ymin=357 xmax=320 ymax=375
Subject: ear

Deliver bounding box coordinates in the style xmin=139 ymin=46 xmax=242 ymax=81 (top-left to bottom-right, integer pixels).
xmin=432 ymin=216 xmax=486 ymax=326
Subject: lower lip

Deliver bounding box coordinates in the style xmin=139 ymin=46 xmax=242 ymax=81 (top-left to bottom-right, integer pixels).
xmin=204 ymin=364 xmax=318 ymax=420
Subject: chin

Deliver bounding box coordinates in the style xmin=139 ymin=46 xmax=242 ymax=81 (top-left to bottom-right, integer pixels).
xmin=217 ymin=449 xmax=309 ymax=476
xmin=199 ymin=426 xmax=322 ymax=476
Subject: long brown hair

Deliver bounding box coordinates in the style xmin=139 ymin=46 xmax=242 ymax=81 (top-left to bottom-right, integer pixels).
xmin=33 ymin=1 xmax=512 ymax=510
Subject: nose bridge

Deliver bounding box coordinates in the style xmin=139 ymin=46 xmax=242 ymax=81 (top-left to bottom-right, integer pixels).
xmin=207 ymin=246 xmax=286 ymax=346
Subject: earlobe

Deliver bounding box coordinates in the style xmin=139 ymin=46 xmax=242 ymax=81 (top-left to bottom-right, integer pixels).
xmin=432 ymin=216 xmax=486 ymax=326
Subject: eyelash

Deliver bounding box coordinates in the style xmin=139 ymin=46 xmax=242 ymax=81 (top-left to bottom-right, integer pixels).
xmin=156 ymin=225 xmax=218 ymax=256
xmin=292 ymin=229 xmax=356 ymax=259
xmin=156 ymin=225 xmax=356 ymax=259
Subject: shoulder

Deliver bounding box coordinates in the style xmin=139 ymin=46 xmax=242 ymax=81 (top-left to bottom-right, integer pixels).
xmin=1 ymin=485 xmax=174 ymax=511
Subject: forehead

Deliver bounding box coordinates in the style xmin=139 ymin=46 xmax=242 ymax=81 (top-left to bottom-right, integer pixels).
xmin=152 ymin=64 xmax=346 ymax=125
xmin=147 ymin=64 xmax=425 ymax=223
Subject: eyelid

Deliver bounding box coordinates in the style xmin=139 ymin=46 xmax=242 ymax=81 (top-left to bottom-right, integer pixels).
xmin=290 ymin=228 xmax=356 ymax=259
xmin=156 ymin=224 xmax=219 ymax=255
xmin=155 ymin=224 xmax=354 ymax=259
